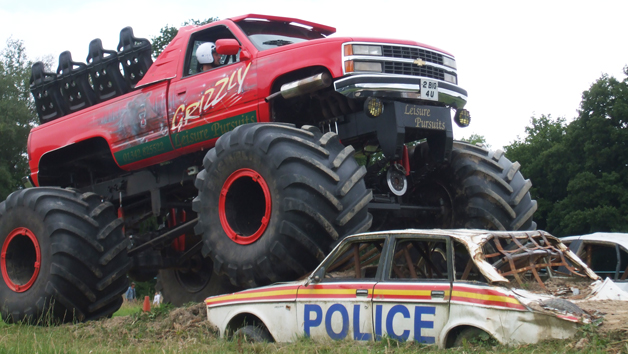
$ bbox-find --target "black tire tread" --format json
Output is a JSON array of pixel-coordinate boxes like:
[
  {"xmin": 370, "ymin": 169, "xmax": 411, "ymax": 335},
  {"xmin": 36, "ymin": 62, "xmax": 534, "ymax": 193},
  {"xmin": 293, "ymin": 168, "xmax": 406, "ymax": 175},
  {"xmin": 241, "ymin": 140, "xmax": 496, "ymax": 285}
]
[
  {"xmin": 194, "ymin": 124, "xmax": 371, "ymax": 288},
  {"xmin": 449, "ymin": 141, "xmax": 537, "ymax": 231},
  {"xmin": 0, "ymin": 187, "xmax": 130, "ymax": 323}
]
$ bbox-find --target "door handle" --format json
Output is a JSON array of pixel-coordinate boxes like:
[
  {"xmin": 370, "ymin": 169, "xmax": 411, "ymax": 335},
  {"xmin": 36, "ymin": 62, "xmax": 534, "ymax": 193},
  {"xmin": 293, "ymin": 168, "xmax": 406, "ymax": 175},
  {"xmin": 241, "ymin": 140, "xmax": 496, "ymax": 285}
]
[
  {"xmin": 177, "ymin": 90, "xmax": 187, "ymax": 95},
  {"xmin": 356, "ymin": 289, "xmax": 369, "ymax": 297},
  {"xmin": 431, "ymin": 290, "xmax": 445, "ymax": 298}
]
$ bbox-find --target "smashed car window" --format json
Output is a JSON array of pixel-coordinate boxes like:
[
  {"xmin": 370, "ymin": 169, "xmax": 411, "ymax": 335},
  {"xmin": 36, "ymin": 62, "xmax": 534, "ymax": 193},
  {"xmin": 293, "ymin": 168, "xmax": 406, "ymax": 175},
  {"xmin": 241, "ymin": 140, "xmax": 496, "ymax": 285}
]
[
  {"xmin": 453, "ymin": 240, "xmax": 487, "ymax": 283},
  {"xmin": 389, "ymin": 239, "xmax": 448, "ymax": 280},
  {"xmin": 324, "ymin": 239, "xmax": 384, "ymax": 280},
  {"xmin": 481, "ymin": 232, "xmax": 591, "ymax": 292}
]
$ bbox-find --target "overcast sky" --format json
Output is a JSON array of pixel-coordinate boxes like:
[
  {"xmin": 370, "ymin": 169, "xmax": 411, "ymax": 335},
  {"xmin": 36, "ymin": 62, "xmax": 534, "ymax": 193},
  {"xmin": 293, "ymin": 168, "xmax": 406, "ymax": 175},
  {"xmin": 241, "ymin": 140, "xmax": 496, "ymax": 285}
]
[{"xmin": 1, "ymin": 0, "xmax": 626, "ymax": 149}]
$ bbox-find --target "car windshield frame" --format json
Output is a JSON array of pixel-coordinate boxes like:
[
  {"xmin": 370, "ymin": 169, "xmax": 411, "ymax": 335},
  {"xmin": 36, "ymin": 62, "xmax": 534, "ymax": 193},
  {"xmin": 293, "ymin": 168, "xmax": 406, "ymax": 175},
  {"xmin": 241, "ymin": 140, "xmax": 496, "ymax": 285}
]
[{"xmin": 234, "ymin": 20, "xmax": 327, "ymax": 51}]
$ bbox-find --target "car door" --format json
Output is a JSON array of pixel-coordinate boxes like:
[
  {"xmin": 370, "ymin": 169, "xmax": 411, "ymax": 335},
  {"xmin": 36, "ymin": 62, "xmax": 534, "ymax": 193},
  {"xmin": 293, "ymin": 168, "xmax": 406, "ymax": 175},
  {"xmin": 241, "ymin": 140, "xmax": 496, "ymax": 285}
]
[
  {"xmin": 168, "ymin": 24, "xmax": 258, "ymax": 153},
  {"xmin": 296, "ymin": 237, "xmax": 388, "ymax": 341},
  {"xmin": 372, "ymin": 234, "xmax": 452, "ymax": 343}
]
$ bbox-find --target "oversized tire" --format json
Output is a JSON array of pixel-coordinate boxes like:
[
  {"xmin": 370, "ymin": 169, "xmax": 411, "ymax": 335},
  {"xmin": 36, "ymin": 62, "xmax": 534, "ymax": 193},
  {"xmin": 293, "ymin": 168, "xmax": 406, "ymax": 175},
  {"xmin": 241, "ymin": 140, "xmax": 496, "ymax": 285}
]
[
  {"xmin": 157, "ymin": 256, "xmax": 240, "ymax": 307},
  {"xmin": 0, "ymin": 188, "xmax": 131, "ymax": 323},
  {"xmin": 410, "ymin": 141, "xmax": 537, "ymax": 231},
  {"xmin": 193, "ymin": 123, "xmax": 372, "ymax": 288}
]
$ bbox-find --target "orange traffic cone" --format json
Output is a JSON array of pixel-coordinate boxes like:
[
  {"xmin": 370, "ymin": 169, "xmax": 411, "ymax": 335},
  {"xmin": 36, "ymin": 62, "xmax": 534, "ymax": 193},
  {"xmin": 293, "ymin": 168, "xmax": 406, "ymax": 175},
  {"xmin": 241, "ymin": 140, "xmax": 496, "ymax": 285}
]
[{"xmin": 143, "ymin": 295, "xmax": 151, "ymax": 312}]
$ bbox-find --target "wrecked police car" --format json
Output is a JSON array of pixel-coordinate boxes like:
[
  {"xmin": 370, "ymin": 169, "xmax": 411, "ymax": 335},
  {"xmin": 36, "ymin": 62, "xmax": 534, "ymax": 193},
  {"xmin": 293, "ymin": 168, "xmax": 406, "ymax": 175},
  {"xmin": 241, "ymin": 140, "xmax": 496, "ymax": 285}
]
[{"xmin": 205, "ymin": 229, "xmax": 628, "ymax": 347}]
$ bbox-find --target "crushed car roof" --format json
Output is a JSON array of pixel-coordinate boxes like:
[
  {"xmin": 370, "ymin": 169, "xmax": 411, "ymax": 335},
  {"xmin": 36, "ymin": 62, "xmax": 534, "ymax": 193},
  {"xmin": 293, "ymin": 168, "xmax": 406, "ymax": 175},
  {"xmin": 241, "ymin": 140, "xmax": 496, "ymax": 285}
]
[{"xmin": 345, "ymin": 229, "xmax": 599, "ymax": 287}]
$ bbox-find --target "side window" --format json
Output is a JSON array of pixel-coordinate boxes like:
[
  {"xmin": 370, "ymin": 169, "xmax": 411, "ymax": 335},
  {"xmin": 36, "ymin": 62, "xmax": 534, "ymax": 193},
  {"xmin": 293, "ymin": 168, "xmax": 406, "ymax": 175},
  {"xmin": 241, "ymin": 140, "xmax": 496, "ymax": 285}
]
[
  {"xmin": 453, "ymin": 240, "xmax": 487, "ymax": 283},
  {"xmin": 620, "ymin": 247, "xmax": 628, "ymax": 280},
  {"xmin": 323, "ymin": 239, "xmax": 385, "ymax": 280},
  {"xmin": 578, "ymin": 243, "xmax": 619, "ymax": 279},
  {"xmin": 185, "ymin": 26, "xmax": 240, "ymax": 77},
  {"xmin": 389, "ymin": 239, "xmax": 448, "ymax": 280}
]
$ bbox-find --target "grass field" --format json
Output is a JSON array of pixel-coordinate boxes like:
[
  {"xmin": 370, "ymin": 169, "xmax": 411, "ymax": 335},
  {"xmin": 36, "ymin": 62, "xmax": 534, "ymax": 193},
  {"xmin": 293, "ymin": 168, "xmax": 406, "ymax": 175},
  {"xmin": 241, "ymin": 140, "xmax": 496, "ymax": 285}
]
[{"xmin": 0, "ymin": 303, "xmax": 625, "ymax": 354}]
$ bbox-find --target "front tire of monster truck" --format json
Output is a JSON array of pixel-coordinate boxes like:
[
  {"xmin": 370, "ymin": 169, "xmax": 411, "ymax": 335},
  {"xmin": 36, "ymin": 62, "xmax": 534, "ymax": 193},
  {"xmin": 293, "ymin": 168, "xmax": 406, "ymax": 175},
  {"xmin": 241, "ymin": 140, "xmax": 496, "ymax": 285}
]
[
  {"xmin": 0, "ymin": 188, "xmax": 131, "ymax": 324},
  {"xmin": 411, "ymin": 141, "xmax": 537, "ymax": 230},
  {"xmin": 193, "ymin": 123, "xmax": 372, "ymax": 288}
]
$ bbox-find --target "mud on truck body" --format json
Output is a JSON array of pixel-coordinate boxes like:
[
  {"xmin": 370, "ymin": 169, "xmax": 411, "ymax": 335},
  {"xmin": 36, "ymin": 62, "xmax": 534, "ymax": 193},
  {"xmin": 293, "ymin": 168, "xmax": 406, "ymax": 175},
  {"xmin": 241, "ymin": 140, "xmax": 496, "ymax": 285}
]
[{"xmin": 0, "ymin": 14, "xmax": 537, "ymax": 322}]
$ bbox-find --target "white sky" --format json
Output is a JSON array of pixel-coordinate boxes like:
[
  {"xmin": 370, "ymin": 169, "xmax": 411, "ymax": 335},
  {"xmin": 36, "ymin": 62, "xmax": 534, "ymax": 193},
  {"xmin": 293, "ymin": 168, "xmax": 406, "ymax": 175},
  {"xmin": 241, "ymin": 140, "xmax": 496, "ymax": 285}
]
[{"xmin": 1, "ymin": 0, "xmax": 626, "ymax": 149}]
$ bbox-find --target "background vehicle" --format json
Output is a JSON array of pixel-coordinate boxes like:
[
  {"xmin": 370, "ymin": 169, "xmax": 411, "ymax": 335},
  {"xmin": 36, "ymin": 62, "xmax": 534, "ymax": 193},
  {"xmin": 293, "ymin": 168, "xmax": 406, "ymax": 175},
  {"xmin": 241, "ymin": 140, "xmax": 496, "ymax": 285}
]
[
  {"xmin": 562, "ymin": 233, "xmax": 628, "ymax": 291},
  {"xmin": 0, "ymin": 14, "xmax": 536, "ymax": 322},
  {"xmin": 206, "ymin": 229, "xmax": 623, "ymax": 347}
]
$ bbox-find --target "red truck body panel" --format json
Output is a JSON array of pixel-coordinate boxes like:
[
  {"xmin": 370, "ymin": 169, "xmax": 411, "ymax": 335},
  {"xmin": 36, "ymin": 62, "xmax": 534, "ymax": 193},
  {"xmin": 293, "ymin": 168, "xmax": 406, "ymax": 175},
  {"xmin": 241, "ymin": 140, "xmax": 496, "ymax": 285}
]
[{"xmin": 27, "ymin": 14, "xmax": 454, "ymax": 187}]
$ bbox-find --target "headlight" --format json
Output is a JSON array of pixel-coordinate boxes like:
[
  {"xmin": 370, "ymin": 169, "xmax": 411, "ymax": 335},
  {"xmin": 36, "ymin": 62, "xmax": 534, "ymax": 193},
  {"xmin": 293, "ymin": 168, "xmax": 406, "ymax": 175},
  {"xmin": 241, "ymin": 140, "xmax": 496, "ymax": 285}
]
[
  {"xmin": 444, "ymin": 73, "xmax": 457, "ymax": 84},
  {"xmin": 442, "ymin": 56, "xmax": 457, "ymax": 69},
  {"xmin": 354, "ymin": 61, "xmax": 382, "ymax": 72},
  {"xmin": 346, "ymin": 44, "xmax": 382, "ymax": 56}
]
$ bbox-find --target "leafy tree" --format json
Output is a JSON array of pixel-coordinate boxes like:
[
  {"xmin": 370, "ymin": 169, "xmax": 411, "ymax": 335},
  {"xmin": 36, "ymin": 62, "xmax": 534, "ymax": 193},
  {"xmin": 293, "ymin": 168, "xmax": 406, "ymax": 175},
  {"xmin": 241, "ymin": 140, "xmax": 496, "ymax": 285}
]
[
  {"xmin": 460, "ymin": 133, "xmax": 491, "ymax": 148},
  {"xmin": 151, "ymin": 18, "xmax": 219, "ymax": 58},
  {"xmin": 505, "ymin": 74, "xmax": 628, "ymax": 236},
  {"xmin": 0, "ymin": 38, "xmax": 37, "ymax": 200}
]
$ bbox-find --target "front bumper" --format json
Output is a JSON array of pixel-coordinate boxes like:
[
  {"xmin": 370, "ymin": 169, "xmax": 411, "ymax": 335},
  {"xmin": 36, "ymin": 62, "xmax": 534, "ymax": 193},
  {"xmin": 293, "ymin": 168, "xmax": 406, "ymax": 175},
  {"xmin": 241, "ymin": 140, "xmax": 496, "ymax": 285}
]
[{"xmin": 334, "ymin": 74, "xmax": 468, "ymax": 109}]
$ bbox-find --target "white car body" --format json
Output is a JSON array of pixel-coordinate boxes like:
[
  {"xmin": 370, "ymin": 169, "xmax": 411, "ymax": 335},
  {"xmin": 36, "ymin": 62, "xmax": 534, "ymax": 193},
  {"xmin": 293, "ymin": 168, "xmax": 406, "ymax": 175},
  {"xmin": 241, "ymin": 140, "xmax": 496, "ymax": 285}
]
[
  {"xmin": 561, "ymin": 233, "xmax": 628, "ymax": 292},
  {"xmin": 206, "ymin": 229, "xmax": 628, "ymax": 347}
]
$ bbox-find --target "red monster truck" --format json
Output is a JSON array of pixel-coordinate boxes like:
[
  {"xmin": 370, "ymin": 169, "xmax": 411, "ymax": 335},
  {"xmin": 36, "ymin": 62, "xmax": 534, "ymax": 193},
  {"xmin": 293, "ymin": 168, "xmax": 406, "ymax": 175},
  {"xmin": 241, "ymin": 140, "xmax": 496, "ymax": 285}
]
[{"xmin": 0, "ymin": 14, "xmax": 537, "ymax": 322}]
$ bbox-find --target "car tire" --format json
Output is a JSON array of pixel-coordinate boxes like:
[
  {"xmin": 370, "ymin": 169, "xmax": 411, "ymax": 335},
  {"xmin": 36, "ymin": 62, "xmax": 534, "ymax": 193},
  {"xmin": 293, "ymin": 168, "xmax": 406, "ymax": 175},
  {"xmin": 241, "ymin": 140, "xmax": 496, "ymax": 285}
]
[
  {"xmin": 233, "ymin": 325, "xmax": 274, "ymax": 343},
  {"xmin": 411, "ymin": 141, "xmax": 537, "ymax": 231},
  {"xmin": 0, "ymin": 188, "xmax": 131, "ymax": 323},
  {"xmin": 193, "ymin": 123, "xmax": 372, "ymax": 288}
]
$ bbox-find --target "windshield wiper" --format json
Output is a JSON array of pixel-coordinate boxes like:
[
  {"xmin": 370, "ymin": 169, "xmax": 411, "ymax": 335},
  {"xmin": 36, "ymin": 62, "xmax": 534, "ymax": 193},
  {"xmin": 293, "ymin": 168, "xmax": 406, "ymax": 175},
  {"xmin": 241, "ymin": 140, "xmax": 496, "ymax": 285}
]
[{"xmin": 262, "ymin": 39, "xmax": 293, "ymax": 46}]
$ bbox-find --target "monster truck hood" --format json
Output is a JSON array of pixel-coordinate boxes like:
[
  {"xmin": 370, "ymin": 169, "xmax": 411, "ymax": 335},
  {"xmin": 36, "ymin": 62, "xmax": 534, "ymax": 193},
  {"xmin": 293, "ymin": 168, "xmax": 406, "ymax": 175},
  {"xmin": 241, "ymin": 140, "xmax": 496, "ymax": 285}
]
[
  {"xmin": 345, "ymin": 37, "xmax": 453, "ymax": 57},
  {"xmin": 254, "ymin": 36, "xmax": 454, "ymax": 58}
]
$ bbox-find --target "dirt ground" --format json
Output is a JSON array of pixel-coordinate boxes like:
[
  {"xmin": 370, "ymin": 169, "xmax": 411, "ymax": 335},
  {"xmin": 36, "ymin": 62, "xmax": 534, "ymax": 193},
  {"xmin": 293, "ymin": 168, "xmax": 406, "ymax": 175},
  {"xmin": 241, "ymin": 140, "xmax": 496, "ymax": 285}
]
[{"xmin": 577, "ymin": 300, "xmax": 628, "ymax": 332}]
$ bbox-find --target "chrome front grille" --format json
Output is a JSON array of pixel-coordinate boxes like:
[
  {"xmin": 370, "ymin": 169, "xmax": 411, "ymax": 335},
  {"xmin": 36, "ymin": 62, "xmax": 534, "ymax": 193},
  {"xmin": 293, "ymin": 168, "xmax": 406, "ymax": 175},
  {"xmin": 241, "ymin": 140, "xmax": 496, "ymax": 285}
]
[
  {"xmin": 383, "ymin": 62, "xmax": 446, "ymax": 81},
  {"xmin": 382, "ymin": 45, "xmax": 443, "ymax": 65}
]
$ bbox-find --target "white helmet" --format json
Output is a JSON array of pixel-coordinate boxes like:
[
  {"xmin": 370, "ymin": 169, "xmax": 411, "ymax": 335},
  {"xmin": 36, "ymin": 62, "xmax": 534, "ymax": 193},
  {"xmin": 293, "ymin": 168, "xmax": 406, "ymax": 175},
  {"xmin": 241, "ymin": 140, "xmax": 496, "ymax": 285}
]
[{"xmin": 196, "ymin": 42, "xmax": 216, "ymax": 64}]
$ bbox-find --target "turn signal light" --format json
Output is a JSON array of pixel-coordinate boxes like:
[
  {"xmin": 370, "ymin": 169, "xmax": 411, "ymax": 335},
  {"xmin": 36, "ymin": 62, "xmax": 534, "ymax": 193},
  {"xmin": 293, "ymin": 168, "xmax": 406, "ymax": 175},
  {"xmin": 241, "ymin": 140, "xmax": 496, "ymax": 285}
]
[{"xmin": 345, "ymin": 60, "xmax": 354, "ymax": 73}]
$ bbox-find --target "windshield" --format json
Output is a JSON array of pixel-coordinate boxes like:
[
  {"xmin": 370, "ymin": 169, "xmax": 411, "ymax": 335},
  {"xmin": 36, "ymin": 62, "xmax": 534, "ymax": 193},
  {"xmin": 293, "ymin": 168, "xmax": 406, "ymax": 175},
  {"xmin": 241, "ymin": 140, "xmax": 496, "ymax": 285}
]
[{"xmin": 236, "ymin": 20, "xmax": 326, "ymax": 51}]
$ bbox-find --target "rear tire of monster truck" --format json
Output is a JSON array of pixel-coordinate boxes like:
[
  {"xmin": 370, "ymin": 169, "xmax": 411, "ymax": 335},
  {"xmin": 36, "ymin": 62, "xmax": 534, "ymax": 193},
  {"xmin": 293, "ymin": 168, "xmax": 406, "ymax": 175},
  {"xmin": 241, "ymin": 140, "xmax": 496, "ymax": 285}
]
[
  {"xmin": 0, "ymin": 188, "xmax": 131, "ymax": 323},
  {"xmin": 193, "ymin": 123, "xmax": 372, "ymax": 288},
  {"xmin": 411, "ymin": 141, "xmax": 537, "ymax": 231},
  {"xmin": 157, "ymin": 257, "xmax": 240, "ymax": 307}
]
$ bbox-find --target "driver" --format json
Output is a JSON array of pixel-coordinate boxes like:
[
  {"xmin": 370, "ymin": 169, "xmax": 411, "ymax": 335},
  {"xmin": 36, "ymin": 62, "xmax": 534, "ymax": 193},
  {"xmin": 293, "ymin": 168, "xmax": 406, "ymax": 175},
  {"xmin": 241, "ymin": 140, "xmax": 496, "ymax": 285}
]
[{"xmin": 196, "ymin": 42, "xmax": 222, "ymax": 72}]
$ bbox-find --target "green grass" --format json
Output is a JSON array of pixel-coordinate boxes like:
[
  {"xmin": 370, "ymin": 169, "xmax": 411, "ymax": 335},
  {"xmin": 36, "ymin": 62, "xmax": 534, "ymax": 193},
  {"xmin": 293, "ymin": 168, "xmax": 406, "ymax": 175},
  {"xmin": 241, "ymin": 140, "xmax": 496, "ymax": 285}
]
[
  {"xmin": 112, "ymin": 301, "xmax": 143, "ymax": 317},
  {"xmin": 0, "ymin": 306, "xmax": 625, "ymax": 354}
]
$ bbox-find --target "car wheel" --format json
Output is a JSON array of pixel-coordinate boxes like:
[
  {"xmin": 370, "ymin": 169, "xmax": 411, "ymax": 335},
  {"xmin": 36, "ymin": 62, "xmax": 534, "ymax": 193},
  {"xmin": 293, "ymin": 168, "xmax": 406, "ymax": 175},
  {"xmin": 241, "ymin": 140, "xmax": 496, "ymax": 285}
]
[
  {"xmin": 452, "ymin": 327, "xmax": 491, "ymax": 347},
  {"xmin": 233, "ymin": 325, "xmax": 273, "ymax": 343}
]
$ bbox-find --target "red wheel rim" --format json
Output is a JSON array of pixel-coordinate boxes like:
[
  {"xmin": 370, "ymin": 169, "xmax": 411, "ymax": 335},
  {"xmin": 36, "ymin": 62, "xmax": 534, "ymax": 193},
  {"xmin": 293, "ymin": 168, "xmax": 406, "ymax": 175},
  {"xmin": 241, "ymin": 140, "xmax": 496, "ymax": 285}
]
[
  {"xmin": 1, "ymin": 227, "xmax": 41, "ymax": 293},
  {"xmin": 219, "ymin": 168, "xmax": 272, "ymax": 245}
]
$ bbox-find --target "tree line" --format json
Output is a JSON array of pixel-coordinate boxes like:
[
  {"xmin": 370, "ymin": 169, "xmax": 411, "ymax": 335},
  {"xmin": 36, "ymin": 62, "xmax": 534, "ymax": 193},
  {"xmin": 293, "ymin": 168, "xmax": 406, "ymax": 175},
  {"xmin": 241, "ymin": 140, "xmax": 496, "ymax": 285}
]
[
  {"xmin": 1, "ymin": 30, "xmax": 627, "ymax": 236},
  {"xmin": 504, "ymin": 73, "xmax": 628, "ymax": 236}
]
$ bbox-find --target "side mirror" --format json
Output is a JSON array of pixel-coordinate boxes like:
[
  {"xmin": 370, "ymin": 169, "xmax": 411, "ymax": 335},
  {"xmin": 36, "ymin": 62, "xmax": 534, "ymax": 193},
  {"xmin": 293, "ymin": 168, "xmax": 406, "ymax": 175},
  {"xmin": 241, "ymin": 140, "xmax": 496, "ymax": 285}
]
[{"xmin": 215, "ymin": 39, "xmax": 241, "ymax": 56}]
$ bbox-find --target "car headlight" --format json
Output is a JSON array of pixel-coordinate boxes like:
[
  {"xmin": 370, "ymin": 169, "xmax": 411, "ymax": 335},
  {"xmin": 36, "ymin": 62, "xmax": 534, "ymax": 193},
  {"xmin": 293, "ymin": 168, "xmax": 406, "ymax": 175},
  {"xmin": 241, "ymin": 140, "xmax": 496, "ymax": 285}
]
[
  {"xmin": 354, "ymin": 61, "xmax": 382, "ymax": 73},
  {"xmin": 444, "ymin": 73, "xmax": 457, "ymax": 84},
  {"xmin": 442, "ymin": 56, "xmax": 457, "ymax": 69},
  {"xmin": 345, "ymin": 44, "xmax": 382, "ymax": 56}
]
